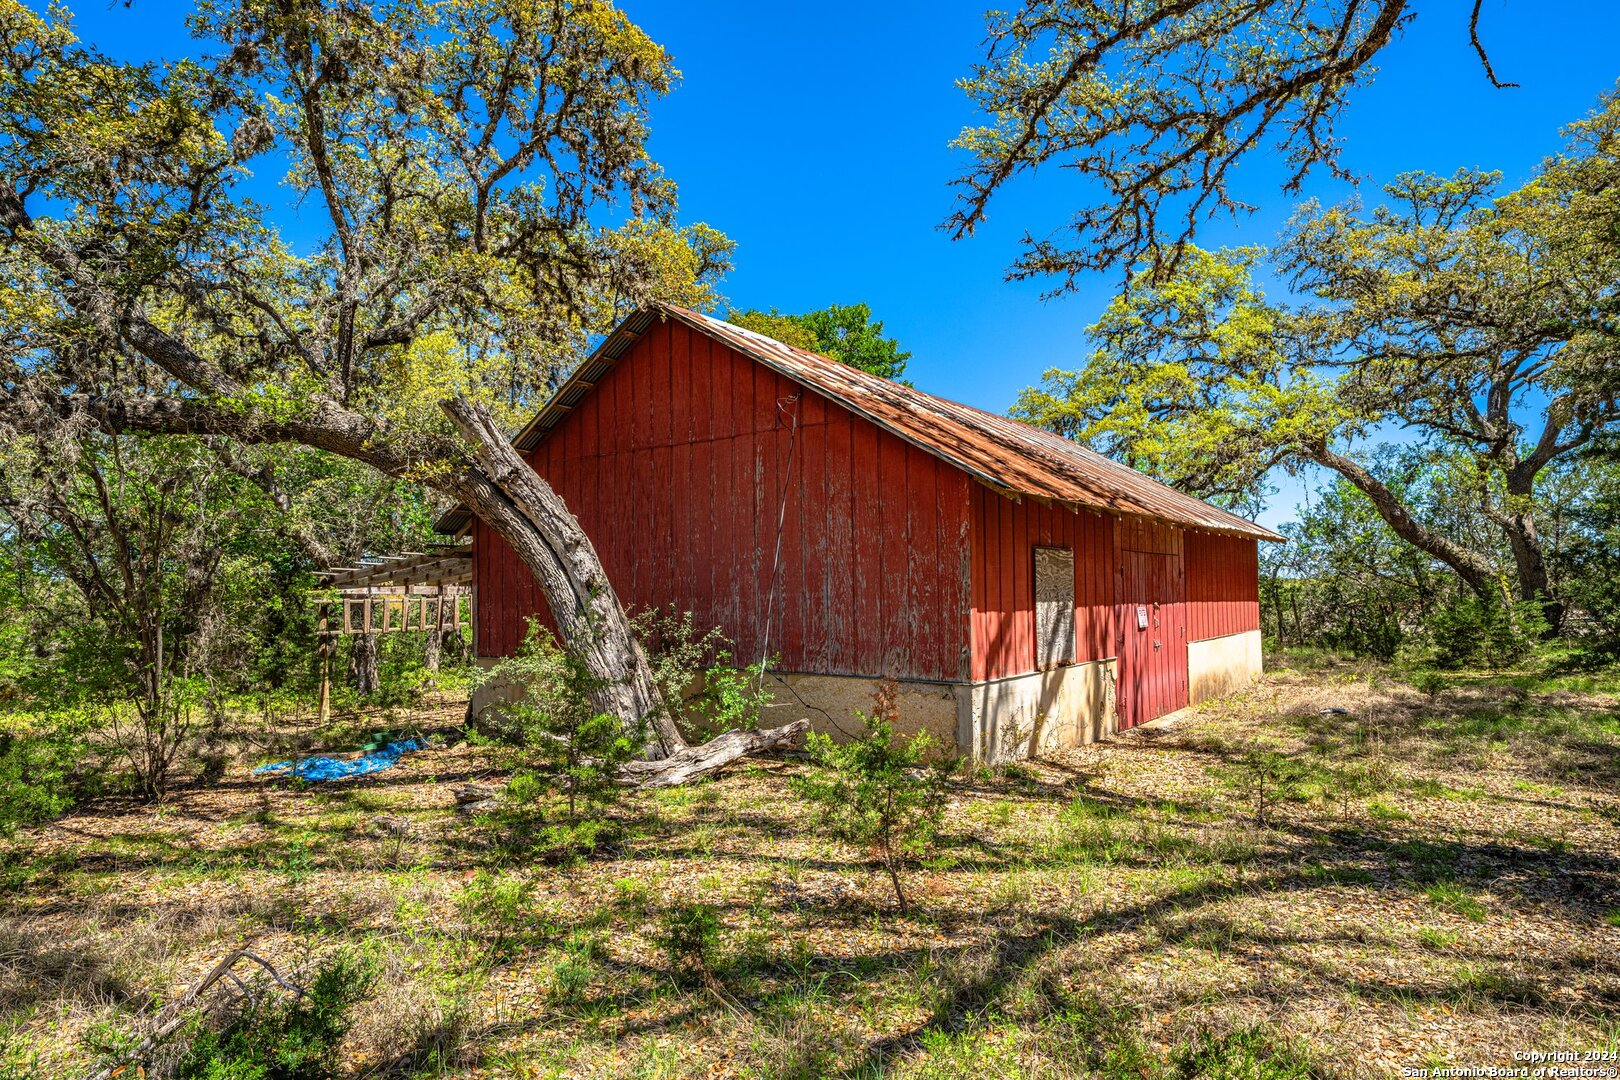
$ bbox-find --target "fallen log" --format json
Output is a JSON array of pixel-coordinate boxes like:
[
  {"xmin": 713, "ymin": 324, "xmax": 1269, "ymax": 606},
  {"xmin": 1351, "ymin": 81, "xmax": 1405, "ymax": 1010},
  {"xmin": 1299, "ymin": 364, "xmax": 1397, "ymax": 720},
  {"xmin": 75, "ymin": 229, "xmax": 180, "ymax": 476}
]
[{"xmin": 618, "ymin": 719, "xmax": 810, "ymax": 788}]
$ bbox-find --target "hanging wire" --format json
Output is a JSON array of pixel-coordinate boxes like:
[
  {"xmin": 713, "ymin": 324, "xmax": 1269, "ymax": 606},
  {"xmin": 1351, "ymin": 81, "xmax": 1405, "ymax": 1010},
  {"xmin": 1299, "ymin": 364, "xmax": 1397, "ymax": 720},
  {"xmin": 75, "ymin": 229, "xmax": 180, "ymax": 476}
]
[{"xmin": 757, "ymin": 392, "xmax": 801, "ymax": 678}]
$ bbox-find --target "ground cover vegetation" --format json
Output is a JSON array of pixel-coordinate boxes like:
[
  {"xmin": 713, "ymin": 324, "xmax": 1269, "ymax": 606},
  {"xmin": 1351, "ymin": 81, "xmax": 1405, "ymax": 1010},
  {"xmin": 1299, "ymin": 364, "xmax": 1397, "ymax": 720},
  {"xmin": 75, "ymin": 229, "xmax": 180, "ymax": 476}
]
[{"xmin": 0, "ymin": 658, "xmax": 1615, "ymax": 1076}]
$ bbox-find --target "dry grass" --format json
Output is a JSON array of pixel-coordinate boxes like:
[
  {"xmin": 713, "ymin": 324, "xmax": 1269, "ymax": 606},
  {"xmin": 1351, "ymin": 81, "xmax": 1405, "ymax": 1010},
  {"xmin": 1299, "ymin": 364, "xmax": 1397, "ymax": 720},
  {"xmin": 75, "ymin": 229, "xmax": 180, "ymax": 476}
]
[{"xmin": 2, "ymin": 662, "xmax": 1618, "ymax": 1078}]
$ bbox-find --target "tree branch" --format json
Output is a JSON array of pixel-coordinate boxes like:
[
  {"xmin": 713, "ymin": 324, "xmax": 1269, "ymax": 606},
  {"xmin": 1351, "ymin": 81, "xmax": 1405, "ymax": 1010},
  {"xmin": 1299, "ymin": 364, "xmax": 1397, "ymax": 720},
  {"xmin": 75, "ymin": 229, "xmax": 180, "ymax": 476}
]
[{"xmin": 1468, "ymin": 0, "xmax": 1519, "ymax": 89}]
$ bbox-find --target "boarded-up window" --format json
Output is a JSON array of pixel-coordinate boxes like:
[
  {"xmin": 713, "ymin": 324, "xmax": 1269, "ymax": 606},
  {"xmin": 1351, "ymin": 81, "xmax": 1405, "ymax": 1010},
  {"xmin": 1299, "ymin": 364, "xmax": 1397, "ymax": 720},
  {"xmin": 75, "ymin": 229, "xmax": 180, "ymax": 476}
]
[{"xmin": 1034, "ymin": 546, "xmax": 1075, "ymax": 669}]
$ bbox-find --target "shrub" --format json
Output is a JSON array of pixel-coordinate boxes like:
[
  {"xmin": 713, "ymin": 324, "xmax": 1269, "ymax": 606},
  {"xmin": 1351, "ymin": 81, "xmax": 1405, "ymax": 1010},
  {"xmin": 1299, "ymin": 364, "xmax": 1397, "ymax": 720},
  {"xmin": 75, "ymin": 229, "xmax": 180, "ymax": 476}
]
[
  {"xmin": 794, "ymin": 679, "xmax": 952, "ymax": 914},
  {"xmin": 0, "ymin": 733, "xmax": 73, "ymax": 836},
  {"xmin": 1426, "ymin": 591, "xmax": 1548, "ymax": 670},
  {"xmin": 478, "ymin": 620, "xmax": 645, "ymax": 825},
  {"xmin": 1409, "ymin": 669, "xmax": 1448, "ymax": 699},
  {"xmin": 657, "ymin": 902, "xmax": 723, "ymax": 988},
  {"xmin": 103, "ymin": 675, "xmax": 223, "ymax": 803},
  {"xmin": 177, "ymin": 951, "xmax": 375, "ymax": 1080},
  {"xmin": 0, "ymin": 712, "xmax": 98, "ymax": 835},
  {"xmin": 632, "ymin": 607, "xmax": 775, "ymax": 740},
  {"xmin": 1221, "ymin": 749, "xmax": 1312, "ymax": 828},
  {"xmin": 457, "ymin": 870, "xmax": 550, "ymax": 965}
]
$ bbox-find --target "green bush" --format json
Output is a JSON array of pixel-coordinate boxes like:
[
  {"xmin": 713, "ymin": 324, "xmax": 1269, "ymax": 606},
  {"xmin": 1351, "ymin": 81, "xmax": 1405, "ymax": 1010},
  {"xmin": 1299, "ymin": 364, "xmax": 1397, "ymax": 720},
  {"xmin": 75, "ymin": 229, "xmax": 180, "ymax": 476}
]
[
  {"xmin": 657, "ymin": 902, "xmax": 723, "ymax": 988},
  {"xmin": 478, "ymin": 620, "xmax": 645, "ymax": 826},
  {"xmin": 1409, "ymin": 670, "xmax": 1449, "ymax": 699},
  {"xmin": 457, "ymin": 870, "xmax": 552, "ymax": 965},
  {"xmin": 0, "ymin": 735, "xmax": 72, "ymax": 836},
  {"xmin": 794, "ymin": 679, "xmax": 952, "ymax": 914},
  {"xmin": 177, "ymin": 951, "xmax": 375, "ymax": 1080},
  {"xmin": 0, "ymin": 713, "xmax": 98, "ymax": 836},
  {"xmin": 1219, "ymin": 749, "xmax": 1315, "ymax": 828},
  {"xmin": 632, "ymin": 607, "xmax": 775, "ymax": 740},
  {"xmin": 1427, "ymin": 591, "xmax": 1548, "ymax": 670}
]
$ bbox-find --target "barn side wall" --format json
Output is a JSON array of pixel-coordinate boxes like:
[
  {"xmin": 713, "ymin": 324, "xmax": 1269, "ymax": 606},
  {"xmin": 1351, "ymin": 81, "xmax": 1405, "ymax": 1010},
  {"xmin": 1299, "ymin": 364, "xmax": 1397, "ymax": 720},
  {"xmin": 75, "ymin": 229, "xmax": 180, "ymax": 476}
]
[
  {"xmin": 968, "ymin": 485, "xmax": 1118, "ymax": 682},
  {"xmin": 472, "ymin": 319, "xmax": 973, "ymax": 682},
  {"xmin": 1184, "ymin": 532, "xmax": 1263, "ymax": 702},
  {"xmin": 965, "ymin": 490, "xmax": 1267, "ymax": 750}
]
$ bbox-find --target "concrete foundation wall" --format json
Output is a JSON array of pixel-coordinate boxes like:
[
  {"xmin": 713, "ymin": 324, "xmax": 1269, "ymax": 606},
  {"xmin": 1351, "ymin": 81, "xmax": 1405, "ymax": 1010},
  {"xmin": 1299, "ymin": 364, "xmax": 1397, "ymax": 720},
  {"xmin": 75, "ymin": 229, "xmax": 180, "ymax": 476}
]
[
  {"xmin": 760, "ymin": 673, "xmax": 960, "ymax": 748},
  {"xmin": 467, "ymin": 657, "xmax": 518, "ymax": 725},
  {"xmin": 466, "ymin": 658, "xmax": 1119, "ymax": 765},
  {"xmin": 759, "ymin": 665, "xmax": 1121, "ymax": 764},
  {"xmin": 471, "ymin": 639, "xmax": 1259, "ymax": 763},
  {"xmin": 959, "ymin": 660, "xmax": 1117, "ymax": 765},
  {"xmin": 467, "ymin": 662, "xmax": 962, "ymax": 750},
  {"xmin": 1187, "ymin": 629, "xmax": 1263, "ymax": 705}
]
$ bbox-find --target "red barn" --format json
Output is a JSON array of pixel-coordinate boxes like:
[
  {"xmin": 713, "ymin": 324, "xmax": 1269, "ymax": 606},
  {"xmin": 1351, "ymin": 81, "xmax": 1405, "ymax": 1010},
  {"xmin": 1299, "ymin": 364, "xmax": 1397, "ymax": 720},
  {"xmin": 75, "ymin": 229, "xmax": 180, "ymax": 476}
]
[{"xmin": 438, "ymin": 305, "xmax": 1282, "ymax": 762}]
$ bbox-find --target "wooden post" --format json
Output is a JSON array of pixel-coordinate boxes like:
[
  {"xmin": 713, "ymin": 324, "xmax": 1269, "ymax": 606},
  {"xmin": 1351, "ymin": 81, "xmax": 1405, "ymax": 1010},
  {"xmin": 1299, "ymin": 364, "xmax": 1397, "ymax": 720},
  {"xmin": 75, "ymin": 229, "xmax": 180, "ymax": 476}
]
[{"xmin": 316, "ymin": 602, "xmax": 332, "ymax": 723}]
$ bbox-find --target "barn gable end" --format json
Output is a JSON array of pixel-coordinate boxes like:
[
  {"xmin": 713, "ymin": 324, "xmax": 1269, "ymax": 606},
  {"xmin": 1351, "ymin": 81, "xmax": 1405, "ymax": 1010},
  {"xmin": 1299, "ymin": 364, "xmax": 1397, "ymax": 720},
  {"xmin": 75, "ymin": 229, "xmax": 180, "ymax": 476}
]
[{"xmin": 472, "ymin": 318, "xmax": 974, "ymax": 683}]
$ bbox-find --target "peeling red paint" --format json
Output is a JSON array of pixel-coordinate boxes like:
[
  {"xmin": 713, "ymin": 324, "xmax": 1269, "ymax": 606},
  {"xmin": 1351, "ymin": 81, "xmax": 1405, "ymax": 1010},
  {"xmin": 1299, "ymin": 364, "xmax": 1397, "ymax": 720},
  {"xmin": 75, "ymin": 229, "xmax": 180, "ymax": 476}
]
[
  {"xmin": 474, "ymin": 321, "xmax": 971, "ymax": 680},
  {"xmin": 468, "ymin": 310, "xmax": 1266, "ymax": 735}
]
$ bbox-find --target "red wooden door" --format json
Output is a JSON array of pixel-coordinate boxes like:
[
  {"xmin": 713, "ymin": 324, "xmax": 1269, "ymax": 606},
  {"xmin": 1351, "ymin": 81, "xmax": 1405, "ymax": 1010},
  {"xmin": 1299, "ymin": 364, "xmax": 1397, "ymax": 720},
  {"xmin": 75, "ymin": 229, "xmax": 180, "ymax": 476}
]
[{"xmin": 1117, "ymin": 549, "xmax": 1188, "ymax": 729}]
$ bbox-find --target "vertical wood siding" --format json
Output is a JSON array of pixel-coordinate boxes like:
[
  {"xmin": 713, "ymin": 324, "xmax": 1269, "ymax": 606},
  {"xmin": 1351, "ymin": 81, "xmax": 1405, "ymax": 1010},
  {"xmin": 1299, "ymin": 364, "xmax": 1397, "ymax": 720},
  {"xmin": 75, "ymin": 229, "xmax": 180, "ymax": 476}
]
[
  {"xmin": 967, "ymin": 500, "xmax": 1205, "ymax": 725},
  {"xmin": 1114, "ymin": 531, "xmax": 1188, "ymax": 729},
  {"xmin": 968, "ymin": 486, "xmax": 1118, "ymax": 681},
  {"xmin": 473, "ymin": 321, "xmax": 973, "ymax": 681},
  {"xmin": 1184, "ymin": 531, "xmax": 1262, "ymax": 642}
]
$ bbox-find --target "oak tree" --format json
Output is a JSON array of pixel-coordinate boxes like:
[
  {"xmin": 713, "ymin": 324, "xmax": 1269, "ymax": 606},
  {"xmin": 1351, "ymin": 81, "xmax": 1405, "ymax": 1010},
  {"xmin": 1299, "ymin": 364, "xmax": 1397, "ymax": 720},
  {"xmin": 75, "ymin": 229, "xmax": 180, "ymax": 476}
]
[
  {"xmin": 1015, "ymin": 99, "xmax": 1620, "ymax": 630},
  {"xmin": 728, "ymin": 303, "xmax": 911, "ymax": 381},
  {"xmin": 947, "ymin": 0, "xmax": 1522, "ymax": 283},
  {"xmin": 0, "ymin": 1, "xmax": 798, "ymax": 770}
]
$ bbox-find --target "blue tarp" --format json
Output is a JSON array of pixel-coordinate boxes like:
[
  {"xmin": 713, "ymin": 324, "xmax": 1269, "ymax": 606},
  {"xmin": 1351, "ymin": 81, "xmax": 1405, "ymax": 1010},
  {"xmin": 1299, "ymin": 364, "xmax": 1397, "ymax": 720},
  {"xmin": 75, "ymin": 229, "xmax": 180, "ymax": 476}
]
[{"xmin": 254, "ymin": 739, "xmax": 425, "ymax": 782}]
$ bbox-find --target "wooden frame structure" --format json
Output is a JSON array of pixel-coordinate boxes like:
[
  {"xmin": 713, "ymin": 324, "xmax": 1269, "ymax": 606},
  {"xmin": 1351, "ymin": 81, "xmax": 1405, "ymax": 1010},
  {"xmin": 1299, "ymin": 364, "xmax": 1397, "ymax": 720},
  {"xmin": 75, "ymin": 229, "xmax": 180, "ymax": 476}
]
[{"xmin": 310, "ymin": 546, "xmax": 473, "ymax": 720}]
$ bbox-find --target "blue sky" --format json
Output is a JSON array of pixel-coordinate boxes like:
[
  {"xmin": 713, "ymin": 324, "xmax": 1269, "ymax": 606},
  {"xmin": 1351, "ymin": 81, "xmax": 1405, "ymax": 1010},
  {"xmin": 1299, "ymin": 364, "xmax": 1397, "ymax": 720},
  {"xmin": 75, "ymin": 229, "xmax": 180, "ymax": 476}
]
[{"xmin": 58, "ymin": 1, "xmax": 1620, "ymax": 528}]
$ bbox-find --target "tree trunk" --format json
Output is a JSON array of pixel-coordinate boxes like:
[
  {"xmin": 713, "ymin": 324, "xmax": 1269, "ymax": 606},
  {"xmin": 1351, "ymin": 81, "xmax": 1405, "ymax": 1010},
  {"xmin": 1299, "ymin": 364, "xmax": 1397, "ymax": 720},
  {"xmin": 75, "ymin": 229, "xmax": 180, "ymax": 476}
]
[
  {"xmin": 440, "ymin": 397, "xmax": 812, "ymax": 779},
  {"xmin": 423, "ymin": 627, "xmax": 442, "ymax": 673},
  {"xmin": 1499, "ymin": 470, "xmax": 1564, "ymax": 634},
  {"xmin": 441, "ymin": 625, "xmax": 466, "ymax": 664},
  {"xmin": 1312, "ymin": 445, "xmax": 1500, "ymax": 600},
  {"xmin": 618, "ymin": 719, "xmax": 810, "ymax": 787},
  {"xmin": 350, "ymin": 632, "xmax": 379, "ymax": 696},
  {"xmin": 441, "ymin": 396, "xmax": 685, "ymax": 757}
]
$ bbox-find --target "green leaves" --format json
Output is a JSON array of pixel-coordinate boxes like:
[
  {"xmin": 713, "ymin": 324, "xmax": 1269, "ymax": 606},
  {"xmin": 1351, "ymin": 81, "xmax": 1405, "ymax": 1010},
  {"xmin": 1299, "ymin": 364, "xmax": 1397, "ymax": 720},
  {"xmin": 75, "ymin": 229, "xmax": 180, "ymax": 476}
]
[
  {"xmin": 2, "ymin": 0, "xmax": 730, "ymax": 481},
  {"xmin": 1014, "ymin": 246, "xmax": 1320, "ymax": 504},
  {"xmin": 728, "ymin": 303, "xmax": 911, "ymax": 381},
  {"xmin": 481, "ymin": 618, "xmax": 646, "ymax": 826}
]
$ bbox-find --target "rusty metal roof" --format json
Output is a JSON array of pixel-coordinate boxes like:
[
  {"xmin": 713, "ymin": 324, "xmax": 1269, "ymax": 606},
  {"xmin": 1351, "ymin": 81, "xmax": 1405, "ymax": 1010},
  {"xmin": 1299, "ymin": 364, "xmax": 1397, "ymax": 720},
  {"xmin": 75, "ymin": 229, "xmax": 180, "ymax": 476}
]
[{"xmin": 435, "ymin": 304, "xmax": 1282, "ymax": 542}]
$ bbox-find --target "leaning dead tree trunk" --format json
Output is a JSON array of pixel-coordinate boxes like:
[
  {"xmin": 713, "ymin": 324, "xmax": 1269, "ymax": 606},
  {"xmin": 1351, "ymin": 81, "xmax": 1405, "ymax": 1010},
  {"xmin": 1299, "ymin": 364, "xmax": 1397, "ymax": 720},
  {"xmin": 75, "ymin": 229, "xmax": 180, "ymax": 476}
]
[
  {"xmin": 442, "ymin": 395, "xmax": 681, "ymax": 757},
  {"xmin": 441, "ymin": 396, "xmax": 809, "ymax": 779}
]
